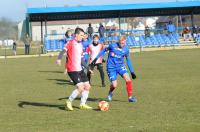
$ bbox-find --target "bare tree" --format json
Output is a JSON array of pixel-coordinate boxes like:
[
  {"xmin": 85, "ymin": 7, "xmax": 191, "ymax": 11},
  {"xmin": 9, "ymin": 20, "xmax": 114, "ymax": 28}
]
[
  {"xmin": 127, "ymin": 17, "xmax": 146, "ymax": 30},
  {"xmin": 0, "ymin": 17, "xmax": 17, "ymax": 40}
]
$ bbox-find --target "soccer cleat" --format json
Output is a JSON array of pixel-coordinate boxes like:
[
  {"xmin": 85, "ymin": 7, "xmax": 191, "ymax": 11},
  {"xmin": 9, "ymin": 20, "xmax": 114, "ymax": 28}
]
[
  {"xmin": 128, "ymin": 96, "xmax": 137, "ymax": 103},
  {"xmin": 102, "ymin": 83, "xmax": 106, "ymax": 87},
  {"xmin": 107, "ymin": 92, "xmax": 113, "ymax": 102},
  {"xmin": 79, "ymin": 104, "xmax": 93, "ymax": 110},
  {"xmin": 65, "ymin": 100, "xmax": 73, "ymax": 111}
]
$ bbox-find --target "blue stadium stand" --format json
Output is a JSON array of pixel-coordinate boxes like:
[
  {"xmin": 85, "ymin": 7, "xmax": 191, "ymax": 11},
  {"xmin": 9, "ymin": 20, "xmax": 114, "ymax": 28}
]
[
  {"xmin": 168, "ymin": 33, "xmax": 179, "ymax": 45},
  {"xmin": 139, "ymin": 36, "xmax": 146, "ymax": 47},
  {"xmin": 127, "ymin": 36, "xmax": 140, "ymax": 47},
  {"xmin": 150, "ymin": 35, "xmax": 159, "ymax": 47},
  {"xmin": 45, "ymin": 38, "xmax": 65, "ymax": 52},
  {"xmin": 155, "ymin": 34, "xmax": 165, "ymax": 46},
  {"xmin": 44, "ymin": 31, "xmax": 181, "ymax": 52},
  {"xmin": 161, "ymin": 34, "xmax": 172, "ymax": 46}
]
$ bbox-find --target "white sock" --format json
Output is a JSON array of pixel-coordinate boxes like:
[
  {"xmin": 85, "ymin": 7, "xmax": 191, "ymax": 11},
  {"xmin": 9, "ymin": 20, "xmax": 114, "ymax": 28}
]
[
  {"xmin": 68, "ymin": 89, "xmax": 79, "ymax": 102},
  {"xmin": 80, "ymin": 90, "xmax": 89, "ymax": 105}
]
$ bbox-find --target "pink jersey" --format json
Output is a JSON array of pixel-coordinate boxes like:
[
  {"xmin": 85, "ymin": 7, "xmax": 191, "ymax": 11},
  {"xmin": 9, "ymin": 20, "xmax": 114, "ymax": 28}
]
[
  {"xmin": 87, "ymin": 43, "xmax": 105, "ymax": 64},
  {"xmin": 64, "ymin": 40, "xmax": 83, "ymax": 72}
]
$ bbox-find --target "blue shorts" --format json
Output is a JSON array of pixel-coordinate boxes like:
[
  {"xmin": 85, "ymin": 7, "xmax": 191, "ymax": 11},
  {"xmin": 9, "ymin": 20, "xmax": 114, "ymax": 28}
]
[{"xmin": 107, "ymin": 65, "xmax": 128, "ymax": 81}]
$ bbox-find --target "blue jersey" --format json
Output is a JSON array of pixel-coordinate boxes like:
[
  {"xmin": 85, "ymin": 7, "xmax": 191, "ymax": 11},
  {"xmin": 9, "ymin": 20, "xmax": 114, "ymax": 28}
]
[
  {"xmin": 82, "ymin": 39, "xmax": 91, "ymax": 53},
  {"xmin": 96, "ymin": 42, "xmax": 134, "ymax": 73},
  {"xmin": 106, "ymin": 43, "xmax": 129, "ymax": 68},
  {"xmin": 82, "ymin": 39, "xmax": 91, "ymax": 63}
]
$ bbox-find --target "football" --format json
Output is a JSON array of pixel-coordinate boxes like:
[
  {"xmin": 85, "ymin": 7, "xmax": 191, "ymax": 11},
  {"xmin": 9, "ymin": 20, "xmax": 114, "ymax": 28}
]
[{"xmin": 98, "ymin": 101, "xmax": 109, "ymax": 111}]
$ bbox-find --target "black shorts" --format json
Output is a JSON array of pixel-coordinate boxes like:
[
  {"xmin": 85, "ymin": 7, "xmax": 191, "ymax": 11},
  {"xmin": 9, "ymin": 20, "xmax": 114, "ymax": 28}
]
[{"xmin": 68, "ymin": 70, "xmax": 89, "ymax": 85}]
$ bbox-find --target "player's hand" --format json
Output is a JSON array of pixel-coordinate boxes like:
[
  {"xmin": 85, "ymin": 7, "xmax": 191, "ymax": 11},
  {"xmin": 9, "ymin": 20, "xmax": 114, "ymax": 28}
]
[
  {"xmin": 131, "ymin": 72, "xmax": 137, "ymax": 80},
  {"xmin": 64, "ymin": 69, "xmax": 68, "ymax": 75},
  {"xmin": 89, "ymin": 69, "xmax": 94, "ymax": 75},
  {"xmin": 56, "ymin": 60, "xmax": 61, "ymax": 66},
  {"xmin": 91, "ymin": 58, "xmax": 97, "ymax": 66},
  {"xmin": 102, "ymin": 59, "xmax": 106, "ymax": 63}
]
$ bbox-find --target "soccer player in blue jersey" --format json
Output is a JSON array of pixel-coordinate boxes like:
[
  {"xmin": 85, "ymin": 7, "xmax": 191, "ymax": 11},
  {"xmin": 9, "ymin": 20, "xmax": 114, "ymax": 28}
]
[
  {"xmin": 82, "ymin": 33, "xmax": 91, "ymax": 64},
  {"xmin": 64, "ymin": 29, "xmax": 73, "ymax": 43},
  {"xmin": 91, "ymin": 36, "xmax": 137, "ymax": 102}
]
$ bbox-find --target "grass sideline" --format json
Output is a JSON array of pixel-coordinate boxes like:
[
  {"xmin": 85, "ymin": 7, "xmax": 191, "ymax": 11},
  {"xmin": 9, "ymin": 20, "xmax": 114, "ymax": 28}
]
[
  {"xmin": 0, "ymin": 47, "xmax": 40, "ymax": 56},
  {"xmin": 0, "ymin": 49, "xmax": 200, "ymax": 132}
]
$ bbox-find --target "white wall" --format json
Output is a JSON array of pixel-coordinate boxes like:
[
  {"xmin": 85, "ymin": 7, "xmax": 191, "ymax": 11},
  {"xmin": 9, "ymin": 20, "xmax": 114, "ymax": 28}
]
[{"xmin": 31, "ymin": 24, "xmax": 99, "ymax": 41}]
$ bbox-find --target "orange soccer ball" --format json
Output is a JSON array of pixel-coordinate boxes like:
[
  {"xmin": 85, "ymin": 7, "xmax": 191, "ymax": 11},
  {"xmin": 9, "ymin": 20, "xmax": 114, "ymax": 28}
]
[{"xmin": 98, "ymin": 101, "xmax": 109, "ymax": 111}]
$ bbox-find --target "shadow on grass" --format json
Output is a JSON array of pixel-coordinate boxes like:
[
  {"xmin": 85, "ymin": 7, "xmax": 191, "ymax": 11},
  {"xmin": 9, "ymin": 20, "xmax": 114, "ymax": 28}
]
[
  {"xmin": 18, "ymin": 101, "xmax": 100, "ymax": 111},
  {"xmin": 18, "ymin": 101, "xmax": 81, "ymax": 111},
  {"xmin": 48, "ymin": 78, "xmax": 74, "ymax": 86},
  {"xmin": 38, "ymin": 70, "xmax": 64, "ymax": 74},
  {"xmin": 58, "ymin": 97, "xmax": 123, "ymax": 102}
]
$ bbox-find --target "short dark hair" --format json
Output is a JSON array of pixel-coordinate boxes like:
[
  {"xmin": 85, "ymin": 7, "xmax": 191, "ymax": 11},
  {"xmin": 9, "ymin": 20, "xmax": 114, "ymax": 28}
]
[
  {"xmin": 75, "ymin": 27, "xmax": 84, "ymax": 34},
  {"xmin": 93, "ymin": 34, "xmax": 99, "ymax": 39}
]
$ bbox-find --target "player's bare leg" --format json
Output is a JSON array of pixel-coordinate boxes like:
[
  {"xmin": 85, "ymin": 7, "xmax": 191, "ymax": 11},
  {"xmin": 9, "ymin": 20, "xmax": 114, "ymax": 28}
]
[{"xmin": 107, "ymin": 80, "xmax": 117, "ymax": 101}]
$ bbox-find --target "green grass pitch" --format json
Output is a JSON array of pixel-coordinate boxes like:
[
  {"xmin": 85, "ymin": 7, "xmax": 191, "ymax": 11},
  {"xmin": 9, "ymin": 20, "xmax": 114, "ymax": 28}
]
[{"xmin": 0, "ymin": 49, "xmax": 200, "ymax": 132}]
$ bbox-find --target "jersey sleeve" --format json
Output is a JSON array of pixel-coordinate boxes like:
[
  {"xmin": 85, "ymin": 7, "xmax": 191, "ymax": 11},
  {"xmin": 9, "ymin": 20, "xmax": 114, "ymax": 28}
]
[
  {"xmin": 102, "ymin": 44, "xmax": 107, "ymax": 59},
  {"xmin": 95, "ymin": 45, "xmax": 108, "ymax": 59},
  {"xmin": 125, "ymin": 49, "xmax": 134, "ymax": 73}
]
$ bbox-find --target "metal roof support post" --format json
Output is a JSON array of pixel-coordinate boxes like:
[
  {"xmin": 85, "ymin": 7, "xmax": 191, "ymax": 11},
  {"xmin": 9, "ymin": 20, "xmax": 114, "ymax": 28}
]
[
  {"xmin": 191, "ymin": 12, "xmax": 194, "ymax": 28},
  {"xmin": 45, "ymin": 20, "xmax": 47, "ymax": 37},
  {"xmin": 118, "ymin": 16, "xmax": 121, "ymax": 36},
  {"xmin": 25, "ymin": 16, "xmax": 30, "ymax": 37},
  {"xmin": 41, "ymin": 21, "xmax": 44, "ymax": 54},
  {"xmin": 44, "ymin": 20, "xmax": 48, "ymax": 54}
]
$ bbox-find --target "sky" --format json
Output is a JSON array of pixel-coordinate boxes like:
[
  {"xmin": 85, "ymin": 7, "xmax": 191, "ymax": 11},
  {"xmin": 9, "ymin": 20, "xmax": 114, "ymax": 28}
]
[{"xmin": 0, "ymin": 0, "xmax": 189, "ymax": 22}]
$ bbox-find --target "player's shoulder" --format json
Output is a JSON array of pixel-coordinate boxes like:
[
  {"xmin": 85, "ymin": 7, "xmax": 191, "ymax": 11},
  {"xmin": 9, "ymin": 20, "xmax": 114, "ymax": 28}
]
[
  {"xmin": 123, "ymin": 44, "xmax": 130, "ymax": 53},
  {"xmin": 68, "ymin": 39, "xmax": 74, "ymax": 45},
  {"xmin": 88, "ymin": 43, "xmax": 93, "ymax": 48},
  {"xmin": 109, "ymin": 43, "xmax": 117, "ymax": 48},
  {"xmin": 124, "ymin": 44, "xmax": 129, "ymax": 49}
]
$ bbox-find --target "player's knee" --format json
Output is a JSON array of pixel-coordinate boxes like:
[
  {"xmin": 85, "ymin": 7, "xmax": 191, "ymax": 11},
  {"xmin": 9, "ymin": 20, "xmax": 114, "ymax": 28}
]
[
  {"xmin": 84, "ymin": 82, "xmax": 91, "ymax": 91},
  {"xmin": 124, "ymin": 74, "xmax": 131, "ymax": 82},
  {"xmin": 77, "ymin": 84, "xmax": 85, "ymax": 92},
  {"xmin": 125, "ymin": 78, "xmax": 131, "ymax": 82},
  {"xmin": 112, "ymin": 82, "xmax": 117, "ymax": 88}
]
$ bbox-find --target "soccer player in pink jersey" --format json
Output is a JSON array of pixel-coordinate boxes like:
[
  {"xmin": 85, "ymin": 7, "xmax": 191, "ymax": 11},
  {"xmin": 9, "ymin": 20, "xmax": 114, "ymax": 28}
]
[
  {"xmin": 87, "ymin": 35, "xmax": 106, "ymax": 87},
  {"xmin": 56, "ymin": 28, "xmax": 93, "ymax": 111}
]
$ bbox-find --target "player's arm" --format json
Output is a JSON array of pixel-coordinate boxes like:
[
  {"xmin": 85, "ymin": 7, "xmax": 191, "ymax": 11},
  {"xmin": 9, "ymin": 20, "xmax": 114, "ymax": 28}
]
[
  {"xmin": 81, "ymin": 57, "xmax": 89, "ymax": 70},
  {"xmin": 91, "ymin": 46, "xmax": 109, "ymax": 65},
  {"xmin": 81, "ymin": 57, "xmax": 93, "ymax": 74},
  {"xmin": 125, "ymin": 53, "xmax": 136, "ymax": 79},
  {"xmin": 102, "ymin": 44, "xmax": 107, "ymax": 63},
  {"xmin": 56, "ymin": 49, "xmax": 67, "ymax": 66}
]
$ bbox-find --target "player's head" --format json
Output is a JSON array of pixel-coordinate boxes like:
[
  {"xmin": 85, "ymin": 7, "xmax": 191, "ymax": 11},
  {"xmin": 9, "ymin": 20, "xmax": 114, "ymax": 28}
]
[
  {"xmin": 83, "ymin": 32, "xmax": 88, "ymax": 40},
  {"xmin": 74, "ymin": 28, "xmax": 85, "ymax": 42},
  {"xmin": 118, "ymin": 35, "xmax": 126, "ymax": 48},
  {"xmin": 65, "ymin": 30, "xmax": 72, "ymax": 38},
  {"xmin": 92, "ymin": 34, "xmax": 99, "ymax": 46}
]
